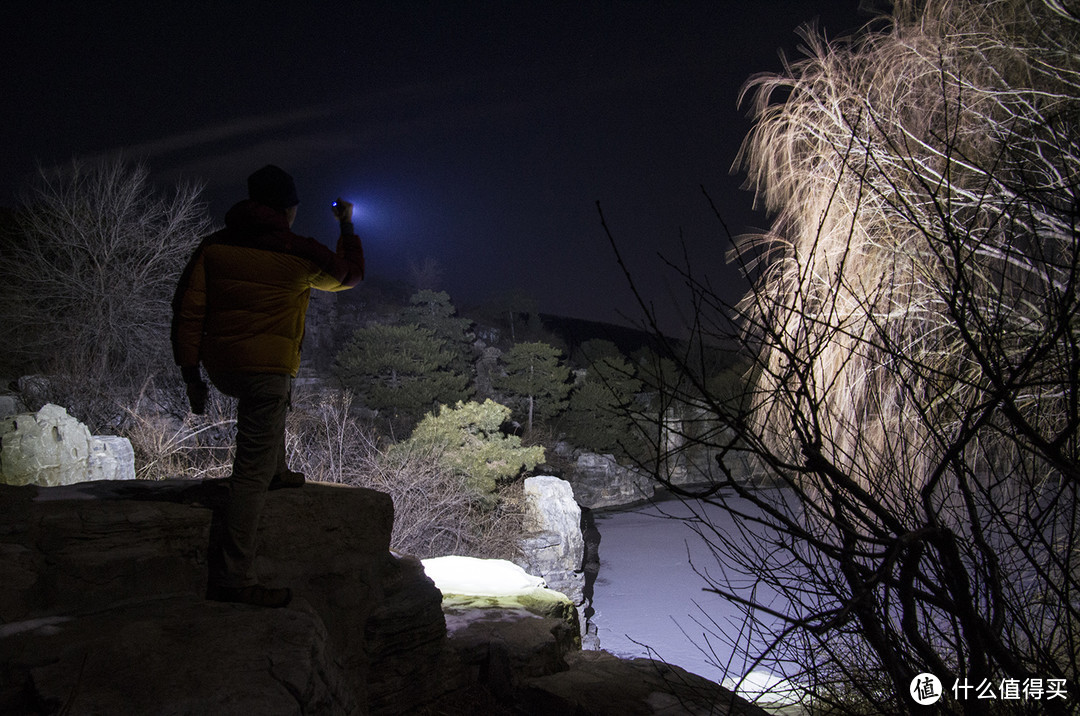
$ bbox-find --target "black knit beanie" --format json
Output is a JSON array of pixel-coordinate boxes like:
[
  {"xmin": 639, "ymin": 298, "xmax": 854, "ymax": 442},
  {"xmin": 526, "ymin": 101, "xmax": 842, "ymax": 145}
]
[{"xmin": 247, "ymin": 165, "xmax": 299, "ymax": 209}]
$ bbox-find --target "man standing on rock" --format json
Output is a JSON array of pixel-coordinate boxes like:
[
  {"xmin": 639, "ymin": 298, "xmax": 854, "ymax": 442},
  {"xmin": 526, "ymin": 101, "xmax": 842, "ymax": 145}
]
[{"xmin": 171, "ymin": 165, "xmax": 364, "ymax": 608}]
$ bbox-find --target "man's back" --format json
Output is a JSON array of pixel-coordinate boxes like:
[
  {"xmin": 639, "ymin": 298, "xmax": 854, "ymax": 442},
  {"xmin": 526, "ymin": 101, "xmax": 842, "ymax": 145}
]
[{"xmin": 172, "ymin": 198, "xmax": 363, "ymax": 377}]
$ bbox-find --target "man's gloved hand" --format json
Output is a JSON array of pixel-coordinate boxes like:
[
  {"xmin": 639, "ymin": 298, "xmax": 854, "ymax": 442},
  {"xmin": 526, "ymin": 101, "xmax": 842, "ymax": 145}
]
[
  {"xmin": 331, "ymin": 196, "xmax": 354, "ymax": 223},
  {"xmin": 186, "ymin": 380, "xmax": 208, "ymax": 415},
  {"xmin": 181, "ymin": 366, "xmax": 207, "ymax": 415}
]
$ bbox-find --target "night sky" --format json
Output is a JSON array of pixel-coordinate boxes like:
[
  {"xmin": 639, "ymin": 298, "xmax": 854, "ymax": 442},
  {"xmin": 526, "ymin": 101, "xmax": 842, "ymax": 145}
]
[{"xmin": 3, "ymin": 2, "xmax": 874, "ymax": 333}]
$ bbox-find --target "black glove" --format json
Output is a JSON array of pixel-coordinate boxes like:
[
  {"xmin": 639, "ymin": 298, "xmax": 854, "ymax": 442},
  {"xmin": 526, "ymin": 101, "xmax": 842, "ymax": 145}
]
[
  {"xmin": 180, "ymin": 366, "xmax": 207, "ymax": 415},
  {"xmin": 186, "ymin": 380, "xmax": 208, "ymax": 415}
]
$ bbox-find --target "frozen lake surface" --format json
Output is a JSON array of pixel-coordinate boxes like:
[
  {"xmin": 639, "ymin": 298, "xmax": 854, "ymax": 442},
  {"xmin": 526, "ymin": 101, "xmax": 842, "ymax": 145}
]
[{"xmin": 590, "ymin": 492, "xmax": 796, "ymax": 696}]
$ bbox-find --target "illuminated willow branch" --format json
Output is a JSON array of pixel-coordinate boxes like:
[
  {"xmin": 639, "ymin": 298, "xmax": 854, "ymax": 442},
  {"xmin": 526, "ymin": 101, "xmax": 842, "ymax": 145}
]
[
  {"xmin": 613, "ymin": 1, "xmax": 1080, "ymax": 713},
  {"xmin": 735, "ymin": 0, "xmax": 1080, "ymax": 497}
]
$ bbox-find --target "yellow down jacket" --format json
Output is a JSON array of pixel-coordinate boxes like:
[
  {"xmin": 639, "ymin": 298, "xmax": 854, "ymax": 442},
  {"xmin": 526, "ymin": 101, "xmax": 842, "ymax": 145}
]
[{"xmin": 171, "ymin": 200, "xmax": 364, "ymax": 377}]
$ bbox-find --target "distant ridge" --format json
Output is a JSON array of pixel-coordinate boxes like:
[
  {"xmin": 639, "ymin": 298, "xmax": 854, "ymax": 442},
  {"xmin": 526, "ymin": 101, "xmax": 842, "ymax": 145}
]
[
  {"xmin": 539, "ymin": 313, "xmax": 744, "ymax": 368},
  {"xmin": 538, "ymin": 313, "xmax": 672, "ymax": 357}
]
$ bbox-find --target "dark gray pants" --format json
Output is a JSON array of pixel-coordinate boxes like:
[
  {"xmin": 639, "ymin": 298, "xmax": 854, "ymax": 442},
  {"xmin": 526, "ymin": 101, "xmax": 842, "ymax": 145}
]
[{"xmin": 208, "ymin": 371, "xmax": 291, "ymax": 588}]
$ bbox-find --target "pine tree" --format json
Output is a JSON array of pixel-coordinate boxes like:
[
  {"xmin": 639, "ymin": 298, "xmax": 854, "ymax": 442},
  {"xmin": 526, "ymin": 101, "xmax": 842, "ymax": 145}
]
[
  {"xmin": 494, "ymin": 341, "xmax": 570, "ymax": 433},
  {"xmin": 392, "ymin": 399, "xmax": 544, "ymax": 503},
  {"xmin": 400, "ymin": 290, "xmax": 474, "ymax": 378},
  {"xmin": 562, "ymin": 354, "xmax": 642, "ymax": 455},
  {"xmin": 334, "ymin": 323, "xmax": 469, "ymax": 430}
]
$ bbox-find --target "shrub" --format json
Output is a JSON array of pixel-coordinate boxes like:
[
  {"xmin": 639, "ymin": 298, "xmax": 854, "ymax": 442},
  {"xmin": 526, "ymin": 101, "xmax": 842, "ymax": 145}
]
[
  {"xmin": 125, "ymin": 387, "xmax": 525, "ymax": 559},
  {"xmin": 287, "ymin": 391, "xmax": 525, "ymax": 558},
  {"xmin": 391, "ymin": 399, "xmax": 544, "ymax": 503}
]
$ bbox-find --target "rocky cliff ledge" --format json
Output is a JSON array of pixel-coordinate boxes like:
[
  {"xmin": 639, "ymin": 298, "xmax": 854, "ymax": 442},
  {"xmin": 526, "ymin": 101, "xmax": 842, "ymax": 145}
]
[{"xmin": 0, "ymin": 479, "xmax": 765, "ymax": 715}]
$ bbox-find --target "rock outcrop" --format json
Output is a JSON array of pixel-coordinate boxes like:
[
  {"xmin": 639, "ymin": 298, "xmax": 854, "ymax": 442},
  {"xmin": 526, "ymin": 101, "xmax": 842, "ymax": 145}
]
[
  {"xmin": 6, "ymin": 596, "xmax": 360, "ymax": 715},
  {"xmin": 563, "ymin": 448, "xmax": 763, "ymax": 511},
  {"xmin": 0, "ymin": 394, "xmax": 23, "ymax": 420},
  {"xmin": 0, "ymin": 479, "xmax": 446, "ymax": 714},
  {"xmin": 518, "ymin": 650, "xmax": 770, "ymax": 715},
  {"xmin": 565, "ymin": 451, "xmax": 656, "ymax": 509},
  {"xmin": 422, "ymin": 555, "xmax": 767, "ymax": 715},
  {"xmin": 423, "ymin": 556, "xmax": 582, "ymax": 690},
  {"xmin": 0, "ymin": 404, "xmax": 135, "ymax": 486},
  {"xmin": 515, "ymin": 475, "xmax": 585, "ymax": 606}
]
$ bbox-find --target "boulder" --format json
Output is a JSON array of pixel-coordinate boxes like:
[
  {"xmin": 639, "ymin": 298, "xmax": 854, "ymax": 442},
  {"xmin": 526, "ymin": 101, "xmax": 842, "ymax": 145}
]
[
  {"xmin": 0, "ymin": 479, "xmax": 447, "ymax": 714},
  {"xmin": 88, "ymin": 434, "xmax": 136, "ymax": 481},
  {"xmin": 566, "ymin": 452, "xmax": 655, "ymax": 509},
  {"xmin": 515, "ymin": 475, "xmax": 585, "ymax": 606},
  {"xmin": 423, "ymin": 556, "xmax": 581, "ymax": 701},
  {"xmin": 0, "ymin": 394, "xmax": 23, "ymax": 420},
  {"xmin": 0, "ymin": 404, "xmax": 93, "ymax": 486},
  {"xmin": 0, "ymin": 404, "xmax": 135, "ymax": 486},
  {"xmin": 518, "ymin": 650, "xmax": 770, "ymax": 716},
  {"xmin": 2, "ymin": 596, "xmax": 359, "ymax": 715}
]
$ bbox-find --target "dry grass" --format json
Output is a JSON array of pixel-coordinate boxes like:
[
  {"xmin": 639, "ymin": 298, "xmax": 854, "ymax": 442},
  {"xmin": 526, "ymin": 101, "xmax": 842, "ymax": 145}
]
[
  {"xmin": 735, "ymin": 0, "xmax": 1080, "ymax": 500},
  {"xmin": 124, "ymin": 383, "xmax": 523, "ymax": 560},
  {"xmin": 125, "ymin": 386, "xmax": 236, "ymax": 482},
  {"xmin": 285, "ymin": 388, "xmax": 524, "ymax": 560}
]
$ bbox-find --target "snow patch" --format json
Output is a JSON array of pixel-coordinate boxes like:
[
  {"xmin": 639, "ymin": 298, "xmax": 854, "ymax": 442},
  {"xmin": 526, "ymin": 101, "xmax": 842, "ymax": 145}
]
[{"xmin": 422, "ymin": 556, "xmax": 546, "ymax": 596}]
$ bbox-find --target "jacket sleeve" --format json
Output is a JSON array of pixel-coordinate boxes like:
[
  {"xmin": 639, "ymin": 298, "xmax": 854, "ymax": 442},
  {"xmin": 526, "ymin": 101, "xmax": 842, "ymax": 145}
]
[
  {"xmin": 170, "ymin": 241, "xmax": 208, "ymax": 370},
  {"xmin": 306, "ymin": 222, "xmax": 364, "ymax": 292}
]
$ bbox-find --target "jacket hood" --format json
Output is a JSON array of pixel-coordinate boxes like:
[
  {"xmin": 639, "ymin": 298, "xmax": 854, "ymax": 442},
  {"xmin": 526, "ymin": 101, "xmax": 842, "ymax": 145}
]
[{"xmin": 223, "ymin": 200, "xmax": 290, "ymax": 238}]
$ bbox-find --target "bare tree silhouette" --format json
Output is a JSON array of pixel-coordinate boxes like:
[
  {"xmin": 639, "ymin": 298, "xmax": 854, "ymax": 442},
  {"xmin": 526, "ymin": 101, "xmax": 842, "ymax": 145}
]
[{"xmin": 0, "ymin": 158, "xmax": 210, "ymax": 426}]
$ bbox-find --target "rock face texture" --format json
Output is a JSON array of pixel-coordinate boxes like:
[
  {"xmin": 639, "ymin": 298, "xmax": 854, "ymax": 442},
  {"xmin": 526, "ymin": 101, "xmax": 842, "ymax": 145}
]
[
  {"xmin": 515, "ymin": 475, "xmax": 585, "ymax": 606},
  {"xmin": 8, "ymin": 597, "xmax": 360, "ymax": 715},
  {"xmin": 563, "ymin": 448, "xmax": 761, "ymax": 511},
  {"xmin": 518, "ymin": 650, "xmax": 770, "ymax": 716},
  {"xmin": 0, "ymin": 404, "xmax": 135, "ymax": 486},
  {"xmin": 421, "ymin": 555, "xmax": 769, "ymax": 716},
  {"xmin": 566, "ymin": 451, "xmax": 656, "ymax": 509},
  {"xmin": 423, "ymin": 556, "xmax": 583, "ymax": 696},
  {"xmin": 0, "ymin": 479, "xmax": 446, "ymax": 714}
]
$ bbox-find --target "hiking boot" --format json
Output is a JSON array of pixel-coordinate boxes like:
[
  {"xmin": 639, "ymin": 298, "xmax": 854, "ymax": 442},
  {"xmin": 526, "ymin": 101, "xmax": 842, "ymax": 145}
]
[
  {"xmin": 270, "ymin": 469, "xmax": 305, "ymax": 490},
  {"xmin": 208, "ymin": 584, "xmax": 293, "ymax": 608}
]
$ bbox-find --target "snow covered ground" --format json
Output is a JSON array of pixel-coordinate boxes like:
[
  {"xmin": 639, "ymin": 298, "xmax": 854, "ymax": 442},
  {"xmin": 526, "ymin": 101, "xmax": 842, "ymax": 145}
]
[{"xmin": 590, "ymin": 493, "xmax": 807, "ymax": 706}]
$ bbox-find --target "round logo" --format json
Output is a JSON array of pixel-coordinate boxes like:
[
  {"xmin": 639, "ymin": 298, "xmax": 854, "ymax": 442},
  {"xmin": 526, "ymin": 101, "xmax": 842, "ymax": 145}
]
[{"xmin": 910, "ymin": 673, "xmax": 942, "ymax": 705}]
